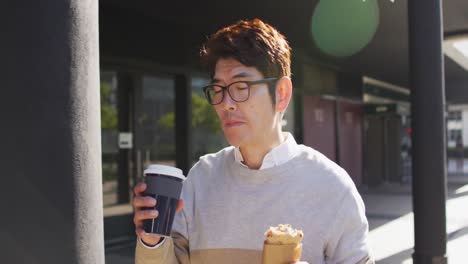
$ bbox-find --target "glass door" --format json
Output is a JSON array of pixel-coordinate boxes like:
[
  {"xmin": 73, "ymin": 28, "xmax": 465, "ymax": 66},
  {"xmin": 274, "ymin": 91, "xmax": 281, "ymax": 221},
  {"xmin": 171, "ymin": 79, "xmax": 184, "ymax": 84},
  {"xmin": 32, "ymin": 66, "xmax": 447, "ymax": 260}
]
[
  {"xmin": 101, "ymin": 71, "xmax": 137, "ymax": 245},
  {"xmin": 100, "ymin": 71, "xmax": 120, "ymax": 207},
  {"xmin": 133, "ymin": 74, "xmax": 176, "ymax": 182}
]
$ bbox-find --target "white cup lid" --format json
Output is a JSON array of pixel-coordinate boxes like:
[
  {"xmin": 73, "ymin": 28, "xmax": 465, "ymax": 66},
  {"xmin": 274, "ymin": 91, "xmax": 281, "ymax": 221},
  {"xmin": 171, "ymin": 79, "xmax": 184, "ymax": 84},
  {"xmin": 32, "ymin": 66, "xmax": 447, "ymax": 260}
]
[{"xmin": 144, "ymin": 165, "xmax": 185, "ymax": 180}]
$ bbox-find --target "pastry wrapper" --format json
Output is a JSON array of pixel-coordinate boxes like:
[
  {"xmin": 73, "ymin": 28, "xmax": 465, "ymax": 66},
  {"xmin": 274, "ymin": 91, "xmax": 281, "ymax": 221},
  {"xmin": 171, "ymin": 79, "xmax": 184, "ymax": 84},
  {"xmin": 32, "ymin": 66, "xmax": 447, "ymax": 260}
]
[
  {"xmin": 262, "ymin": 224, "xmax": 304, "ymax": 264},
  {"xmin": 262, "ymin": 242, "xmax": 302, "ymax": 264}
]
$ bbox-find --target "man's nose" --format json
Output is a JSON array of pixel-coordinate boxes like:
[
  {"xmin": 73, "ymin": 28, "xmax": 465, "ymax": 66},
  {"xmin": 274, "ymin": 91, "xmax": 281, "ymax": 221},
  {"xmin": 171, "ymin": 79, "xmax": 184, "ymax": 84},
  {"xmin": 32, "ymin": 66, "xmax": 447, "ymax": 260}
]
[{"xmin": 221, "ymin": 91, "xmax": 236, "ymax": 111}]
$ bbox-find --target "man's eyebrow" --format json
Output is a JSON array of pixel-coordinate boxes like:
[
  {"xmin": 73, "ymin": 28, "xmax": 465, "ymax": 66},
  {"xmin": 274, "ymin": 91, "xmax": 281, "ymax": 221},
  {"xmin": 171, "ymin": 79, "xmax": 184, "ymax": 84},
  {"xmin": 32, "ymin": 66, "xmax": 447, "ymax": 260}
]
[
  {"xmin": 232, "ymin": 72, "xmax": 254, "ymax": 79},
  {"xmin": 211, "ymin": 72, "xmax": 255, "ymax": 83}
]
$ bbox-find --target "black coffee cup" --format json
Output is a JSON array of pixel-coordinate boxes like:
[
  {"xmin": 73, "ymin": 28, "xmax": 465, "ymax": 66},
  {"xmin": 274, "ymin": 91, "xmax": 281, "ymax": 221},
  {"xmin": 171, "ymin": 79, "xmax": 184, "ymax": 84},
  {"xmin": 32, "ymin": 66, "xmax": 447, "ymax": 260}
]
[{"xmin": 142, "ymin": 165, "xmax": 185, "ymax": 237}]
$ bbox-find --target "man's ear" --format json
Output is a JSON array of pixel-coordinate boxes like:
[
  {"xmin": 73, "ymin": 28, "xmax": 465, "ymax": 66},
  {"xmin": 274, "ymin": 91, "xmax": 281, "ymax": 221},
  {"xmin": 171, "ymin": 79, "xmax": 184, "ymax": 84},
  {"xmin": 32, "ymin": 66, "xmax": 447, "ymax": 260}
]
[{"xmin": 275, "ymin": 76, "xmax": 293, "ymax": 112}]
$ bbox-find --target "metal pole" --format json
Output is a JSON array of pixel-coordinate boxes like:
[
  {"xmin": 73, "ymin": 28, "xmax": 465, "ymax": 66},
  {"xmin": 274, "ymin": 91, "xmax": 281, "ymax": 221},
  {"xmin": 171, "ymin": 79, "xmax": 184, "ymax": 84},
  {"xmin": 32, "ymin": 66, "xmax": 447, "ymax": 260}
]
[
  {"xmin": 0, "ymin": 1, "xmax": 104, "ymax": 263},
  {"xmin": 117, "ymin": 73, "xmax": 132, "ymax": 204},
  {"xmin": 408, "ymin": 0, "xmax": 448, "ymax": 263},
  {"xmin": 175, "ymin": 75, "xmax": 192, "ymax": 175}
]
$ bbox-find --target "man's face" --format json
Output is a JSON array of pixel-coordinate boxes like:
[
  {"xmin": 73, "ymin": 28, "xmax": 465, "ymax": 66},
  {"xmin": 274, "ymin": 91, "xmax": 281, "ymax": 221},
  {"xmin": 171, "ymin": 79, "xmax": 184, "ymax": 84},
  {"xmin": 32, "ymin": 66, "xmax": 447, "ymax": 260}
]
[{"xmin": 212, "ymin": 58, "xmax": 279, "ymax": 148}]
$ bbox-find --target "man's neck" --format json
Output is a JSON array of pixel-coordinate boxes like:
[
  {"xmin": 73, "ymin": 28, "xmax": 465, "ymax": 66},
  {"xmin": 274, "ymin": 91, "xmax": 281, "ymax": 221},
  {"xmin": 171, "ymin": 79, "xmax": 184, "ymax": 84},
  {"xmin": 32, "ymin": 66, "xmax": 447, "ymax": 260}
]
[{"xmin": 238, "ymin": 131, "xmax": 285, "ymax": 170}]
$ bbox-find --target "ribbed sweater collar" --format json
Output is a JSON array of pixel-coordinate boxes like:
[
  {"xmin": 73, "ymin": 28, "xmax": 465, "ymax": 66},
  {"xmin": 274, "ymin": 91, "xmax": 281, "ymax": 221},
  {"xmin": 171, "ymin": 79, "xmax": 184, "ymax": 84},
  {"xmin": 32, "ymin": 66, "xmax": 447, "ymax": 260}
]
[{"xmin": 225, "ymin": 147, "xmax": 300, "ymax": 186}]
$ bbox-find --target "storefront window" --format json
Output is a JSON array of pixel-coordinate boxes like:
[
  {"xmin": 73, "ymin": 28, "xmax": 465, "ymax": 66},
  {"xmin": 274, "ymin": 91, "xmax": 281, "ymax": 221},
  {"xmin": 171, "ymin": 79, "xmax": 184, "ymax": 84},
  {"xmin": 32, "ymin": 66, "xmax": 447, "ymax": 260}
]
[
  {"xmin": 139, "ymin": 75, "xmax": 176, "ymax": 168},
  {"xmin": 191, "ymin": 77, "xmax": 228, "ymax": 163},
  {"xmin": 100, "ymin": 71, "xmax": 119, "ymax": 207}
]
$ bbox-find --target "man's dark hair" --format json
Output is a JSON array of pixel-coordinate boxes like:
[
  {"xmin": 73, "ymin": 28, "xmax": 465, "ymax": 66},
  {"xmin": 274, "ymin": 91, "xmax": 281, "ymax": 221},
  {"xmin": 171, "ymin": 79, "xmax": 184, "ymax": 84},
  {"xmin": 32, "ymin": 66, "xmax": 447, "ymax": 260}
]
[{"xmin": 200, "ymin": 18, "xmax": 291, "ymax": 105}]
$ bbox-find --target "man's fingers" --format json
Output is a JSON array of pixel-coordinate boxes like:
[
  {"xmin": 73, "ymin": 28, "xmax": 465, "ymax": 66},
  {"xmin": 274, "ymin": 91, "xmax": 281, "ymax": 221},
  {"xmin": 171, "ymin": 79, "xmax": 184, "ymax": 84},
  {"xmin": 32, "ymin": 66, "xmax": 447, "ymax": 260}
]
[
  {"xmin": 133, "ymin": 182, "xmax": 147, "ymax": 196},
  {"xmin": 176, "ymin": 199, "xmax": 185, "ymax": 212},
  {"xmin": 134, "ymin": 209, "xmax": 159, "ymax": 223},
  {"xmin": 135, "ymin": 227, "xmax": 145, "ymax": 237},
  {"xmin": 133, "ymin": 196, "xmax": 156, "ymax": 208}
]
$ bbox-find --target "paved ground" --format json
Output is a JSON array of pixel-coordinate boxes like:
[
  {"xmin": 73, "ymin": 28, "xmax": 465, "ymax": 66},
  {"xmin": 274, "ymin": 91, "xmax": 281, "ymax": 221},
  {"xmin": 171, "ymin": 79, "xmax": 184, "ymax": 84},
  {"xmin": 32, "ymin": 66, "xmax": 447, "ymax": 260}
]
[
  {"xmin": 105, "ymin": 160, "xmax": 468, "ymax": 263},
  {"xmin": 362, "ymin": 179, "xmax": 468, "ymax": 263}
]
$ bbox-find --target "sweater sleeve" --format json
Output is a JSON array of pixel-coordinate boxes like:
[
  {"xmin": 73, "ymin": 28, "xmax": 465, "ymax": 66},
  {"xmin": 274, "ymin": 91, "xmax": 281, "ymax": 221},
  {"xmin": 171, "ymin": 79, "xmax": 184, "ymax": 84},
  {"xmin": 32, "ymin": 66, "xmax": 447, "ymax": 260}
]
[
  {"xmin": 134, "ymin": 214, "xmax": 191, "ymax": 264},
  {"xmin": 135, "ymin": 235, "xmax": 180, "ymax": 264},
  {"xmin": 324, "ymin": 187, "xmax": 374, "ymax": 264}
]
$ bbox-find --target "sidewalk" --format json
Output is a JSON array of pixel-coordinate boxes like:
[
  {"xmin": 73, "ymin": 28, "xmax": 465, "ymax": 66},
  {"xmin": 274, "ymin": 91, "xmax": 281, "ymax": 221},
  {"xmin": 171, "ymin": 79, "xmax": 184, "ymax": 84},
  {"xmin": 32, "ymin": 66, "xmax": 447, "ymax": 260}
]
[{"xmin": 363, "ymin": 172, "xmax": 468, "ymax": 263}]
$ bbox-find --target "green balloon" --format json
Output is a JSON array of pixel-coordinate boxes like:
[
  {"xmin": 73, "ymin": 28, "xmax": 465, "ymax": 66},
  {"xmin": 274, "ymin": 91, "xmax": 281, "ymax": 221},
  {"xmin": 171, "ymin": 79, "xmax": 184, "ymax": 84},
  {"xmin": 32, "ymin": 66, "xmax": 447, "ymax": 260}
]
[{"xmin": 311, "ymin": 0, "xmax": 380, "ymax": 57}]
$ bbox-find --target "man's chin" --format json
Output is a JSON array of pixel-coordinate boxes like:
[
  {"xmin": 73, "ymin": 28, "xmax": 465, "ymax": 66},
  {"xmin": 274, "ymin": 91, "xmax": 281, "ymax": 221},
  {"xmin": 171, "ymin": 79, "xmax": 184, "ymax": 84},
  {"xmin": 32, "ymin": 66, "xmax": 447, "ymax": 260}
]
[
  {"xmin": 223, "ymin": 132, "xmax": 245, "ymax": 147},
  {"xmin": 225, "ymin": 138, "xmax": 242, "ymax": 147}
]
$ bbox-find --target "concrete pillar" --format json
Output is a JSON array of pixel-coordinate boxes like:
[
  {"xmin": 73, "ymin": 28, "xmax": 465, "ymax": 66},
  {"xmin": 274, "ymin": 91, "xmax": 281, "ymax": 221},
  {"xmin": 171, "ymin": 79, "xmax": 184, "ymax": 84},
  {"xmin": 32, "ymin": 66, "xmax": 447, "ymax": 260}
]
[
  {"xmin": 408, "ymin": 0, "xmax": 448, "ymax": 263},
  {"xmin": 0, "ymin": 1, "xmax": 104, "ymax": 263}
]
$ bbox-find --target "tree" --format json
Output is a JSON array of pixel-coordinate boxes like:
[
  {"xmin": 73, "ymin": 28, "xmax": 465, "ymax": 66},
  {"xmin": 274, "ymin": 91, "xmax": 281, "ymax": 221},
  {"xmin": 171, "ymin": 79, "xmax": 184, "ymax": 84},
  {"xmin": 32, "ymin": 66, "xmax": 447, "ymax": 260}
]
[
  {"xmin": 100, "ymin": 82, "xmax": 118, "ymax": 130},
  {"xmin": 158, "ymin": 93, "xmax": 221, "ymax": 133}
]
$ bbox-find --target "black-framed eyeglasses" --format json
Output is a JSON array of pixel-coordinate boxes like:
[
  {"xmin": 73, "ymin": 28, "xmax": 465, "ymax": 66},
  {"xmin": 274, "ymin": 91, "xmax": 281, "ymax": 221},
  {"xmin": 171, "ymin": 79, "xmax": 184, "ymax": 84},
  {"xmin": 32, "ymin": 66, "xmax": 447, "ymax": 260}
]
[{"xmin": 202, "ymin": 78, "xmax": 278, "ymax": 105}]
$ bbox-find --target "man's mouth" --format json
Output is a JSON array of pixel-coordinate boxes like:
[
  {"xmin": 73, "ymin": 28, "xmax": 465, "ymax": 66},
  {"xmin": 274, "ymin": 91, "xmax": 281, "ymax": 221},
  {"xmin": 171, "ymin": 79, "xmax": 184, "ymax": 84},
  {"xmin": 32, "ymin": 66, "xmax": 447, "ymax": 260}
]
[{"xmin": 223, "ymin": 120, "xmax": 245, "ymax": 128}]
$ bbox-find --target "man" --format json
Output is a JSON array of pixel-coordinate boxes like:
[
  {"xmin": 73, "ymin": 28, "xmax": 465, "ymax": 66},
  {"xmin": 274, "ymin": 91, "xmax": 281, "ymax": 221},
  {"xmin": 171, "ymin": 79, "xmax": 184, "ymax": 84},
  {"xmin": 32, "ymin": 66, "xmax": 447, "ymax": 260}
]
[{"xmin": 133, "ymin": 18, "xmax": 373, "ymax": 264}]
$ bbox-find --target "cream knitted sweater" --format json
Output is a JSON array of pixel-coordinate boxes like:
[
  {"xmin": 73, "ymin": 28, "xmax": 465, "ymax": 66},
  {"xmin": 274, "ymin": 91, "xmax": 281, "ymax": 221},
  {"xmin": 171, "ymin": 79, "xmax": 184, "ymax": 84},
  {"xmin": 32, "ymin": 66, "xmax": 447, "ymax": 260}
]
[{"xmin": 136, "ymin": 145, "xmax": 373, "ymax": 264}]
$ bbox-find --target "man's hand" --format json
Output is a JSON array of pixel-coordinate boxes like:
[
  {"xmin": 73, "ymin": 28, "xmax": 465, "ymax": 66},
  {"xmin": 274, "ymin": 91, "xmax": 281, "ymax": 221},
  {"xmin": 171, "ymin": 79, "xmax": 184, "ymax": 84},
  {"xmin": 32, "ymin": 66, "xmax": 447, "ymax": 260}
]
[{"xmin": 132, "ymin": 182, "xmax": 184, "ymax": 246}]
